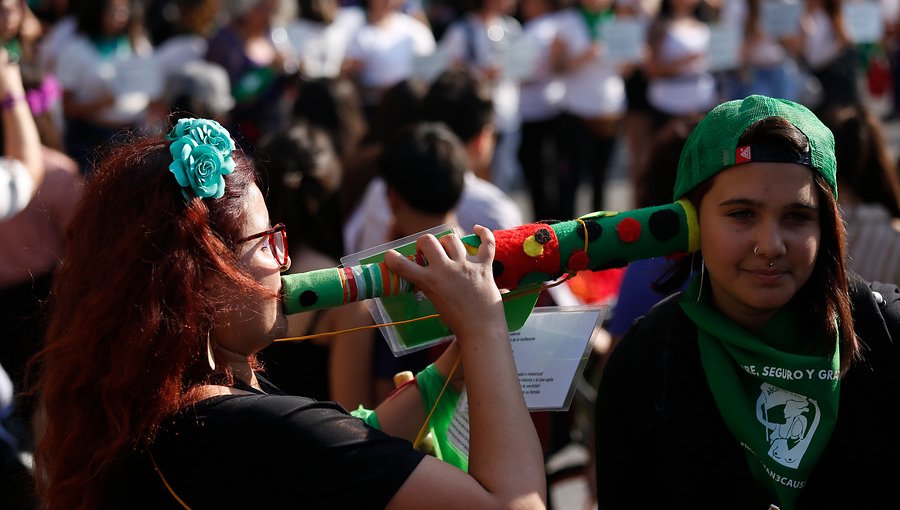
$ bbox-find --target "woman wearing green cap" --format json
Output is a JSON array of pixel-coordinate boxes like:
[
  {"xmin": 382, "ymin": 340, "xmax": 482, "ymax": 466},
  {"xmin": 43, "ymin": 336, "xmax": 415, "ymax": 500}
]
[{"xmin": 594, "ymin": 95, "xmax": 900, "ymax": 509}]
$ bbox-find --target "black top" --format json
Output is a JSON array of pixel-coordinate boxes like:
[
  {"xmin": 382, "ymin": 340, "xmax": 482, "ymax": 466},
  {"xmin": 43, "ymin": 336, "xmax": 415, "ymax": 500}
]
[
  {"xmin": 257, "ymin": 310, "xmax": 331, "ymax": 400},
  {"xmin": 595, "ymin": 275, "xmax": 900, "ymax": 509},
  {"xmin": 111, "ymin": 375, "xmax": 426, "ymax": 509}
]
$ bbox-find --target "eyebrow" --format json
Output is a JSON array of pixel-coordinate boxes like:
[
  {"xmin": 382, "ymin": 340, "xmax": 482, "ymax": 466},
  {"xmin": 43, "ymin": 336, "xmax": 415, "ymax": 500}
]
[{"xmin": 717, "ymin": 198, "xmax": 819, "ymax": 210}]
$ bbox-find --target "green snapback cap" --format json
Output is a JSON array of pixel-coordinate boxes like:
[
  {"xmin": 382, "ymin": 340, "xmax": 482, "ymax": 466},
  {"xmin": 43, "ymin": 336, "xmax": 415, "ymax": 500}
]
[{"xmin": 674, "ymin": 95, "xmax": 837, "ymax": 200}]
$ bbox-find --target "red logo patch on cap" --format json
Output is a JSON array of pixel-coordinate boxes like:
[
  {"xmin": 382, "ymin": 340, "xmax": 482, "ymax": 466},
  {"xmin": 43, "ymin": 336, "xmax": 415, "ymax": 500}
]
[{"xmin": 735, "ymin": 145, "xmax": 752, "ymax": 164}]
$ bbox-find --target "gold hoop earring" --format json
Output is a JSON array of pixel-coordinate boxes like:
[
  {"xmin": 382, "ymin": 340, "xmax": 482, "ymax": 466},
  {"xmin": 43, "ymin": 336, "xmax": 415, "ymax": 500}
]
[{"xmin": 206, "ymin": 333, "xmax": 216, "ymax": 371}]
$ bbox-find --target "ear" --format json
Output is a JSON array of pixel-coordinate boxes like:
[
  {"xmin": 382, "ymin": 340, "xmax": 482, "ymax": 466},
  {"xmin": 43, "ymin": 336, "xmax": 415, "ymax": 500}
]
[
  {"xmin": 387, "ymin": 186, "xmax": 406, "ymax": 216},
  {"xmin": 473, "ymin": 125, "xmax": 492, "ymax": 154},
  {"xmin": 469, "ymin": 125, "xmax": 496, "ymax": 181}
]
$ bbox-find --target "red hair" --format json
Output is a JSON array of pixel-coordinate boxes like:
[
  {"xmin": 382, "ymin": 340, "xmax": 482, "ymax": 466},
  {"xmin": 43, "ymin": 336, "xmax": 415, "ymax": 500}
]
[{"xmin": 31, "ymin": 135, "xmax": 263, "ymax": 508}]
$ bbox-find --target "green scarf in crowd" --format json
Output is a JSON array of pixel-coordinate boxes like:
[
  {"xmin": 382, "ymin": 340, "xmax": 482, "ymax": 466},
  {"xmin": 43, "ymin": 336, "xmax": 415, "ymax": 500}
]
[
  {"xmin": 579, "ymin": 6, "xmax": 614, "ymax": 41},
  {"xmin": 679, "ymin": 276, "xmax": 840, "ymax": 510}
]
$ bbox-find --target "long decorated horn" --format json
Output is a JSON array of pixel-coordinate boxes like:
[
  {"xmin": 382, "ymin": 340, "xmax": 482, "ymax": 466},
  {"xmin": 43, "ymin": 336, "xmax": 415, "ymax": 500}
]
[{"xmin": 281, "ymin": 200, "xmax": 699, "ymax": 315}]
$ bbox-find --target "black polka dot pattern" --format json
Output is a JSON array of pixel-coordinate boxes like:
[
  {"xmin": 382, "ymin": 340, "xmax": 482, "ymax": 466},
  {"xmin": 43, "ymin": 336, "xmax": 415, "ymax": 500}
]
[
  {"xmin": 299, "ymin": 290, "xmax": 319, "ymax": 307},
  {"xmin": 492, "ymin": 260, "xmax": 505, "ymax": 277},
  {"xmin": 575, "ymin": 220, "xmax": 603, "ymax": 242},
  {"xmin": 535, "ymin": 228, "xmax": 551, "ymax": 245},
  {"xmin": 648, "ymin": 209, "xmax": 680, "ymax": 242}
]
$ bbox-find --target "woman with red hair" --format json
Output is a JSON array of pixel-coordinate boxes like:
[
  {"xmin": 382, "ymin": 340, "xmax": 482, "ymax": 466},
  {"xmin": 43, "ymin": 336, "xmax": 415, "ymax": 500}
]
[{"xmin": 31, "ymin": 118, "xmax": 546, "ymax": 509}]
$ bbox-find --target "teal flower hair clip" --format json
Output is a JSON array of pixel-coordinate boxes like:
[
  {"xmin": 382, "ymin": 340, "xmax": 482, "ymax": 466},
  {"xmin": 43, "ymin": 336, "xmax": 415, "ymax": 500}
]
[{"xmin": 166, "ymin": 118, "xmax": 236, "ymax": 200}]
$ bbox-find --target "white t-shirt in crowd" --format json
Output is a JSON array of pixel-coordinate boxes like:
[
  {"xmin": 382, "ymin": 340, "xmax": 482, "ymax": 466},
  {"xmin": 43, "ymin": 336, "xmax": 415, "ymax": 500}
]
[
  {"xmin": 154, "ymin": 34, "xmax": 209, "ymax": 77},
  {"xmin": 343, "ymin": 171, "xmax": 524, "ymax": 255},
  {"xmin": 555, "ymin": 8, "xmax": 626, "ymax": 118},
  {"xmin": 519, "ymin": 11, "xmax": 566, "ymax": 123},
  {"xmin": 345, "ymin": 11, "xmax": 435, "ymax": 90},
  {"xmin": 439, "ymin": 14, "xmax": 523, "ymax": 133},
  {"xmin": 802, "ymin": 8, "xmax": 843, "ymax": 70},
  {"xmin": 282, "ymin": 7, "xmax": 366, "ymax": 79},
  {"xmin": 647, "ymin": 20, "xmax": 716, "ymax": 116},
  {"xmin": 55, "ymin": 35, "xmax": 163, "ymax": 126},
  {"xmin": 0, "ymin": 158, "xmax": 32, "ymax": 221}
]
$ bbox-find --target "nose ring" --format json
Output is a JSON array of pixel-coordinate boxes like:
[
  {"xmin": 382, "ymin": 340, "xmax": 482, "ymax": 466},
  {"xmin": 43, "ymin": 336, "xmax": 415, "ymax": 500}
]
[{"xmin": 755, "ymin": 245, "xmax": 775, "ymax": 267}]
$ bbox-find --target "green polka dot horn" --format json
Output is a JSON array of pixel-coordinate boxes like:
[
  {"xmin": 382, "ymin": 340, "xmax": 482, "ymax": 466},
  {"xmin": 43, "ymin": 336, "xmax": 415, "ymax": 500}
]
[{"xmin": 281, "ymin": 200, "xmax": 700, "ymax": 315}]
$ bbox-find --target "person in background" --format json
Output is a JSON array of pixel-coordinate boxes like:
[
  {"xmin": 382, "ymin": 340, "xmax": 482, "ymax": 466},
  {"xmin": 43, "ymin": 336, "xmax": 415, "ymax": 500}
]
[
  {"xmin": 596, "ymin": 95, "xmax": 900, "ymax": 508},
  {"xmin": 0, "ymin": 0, "xmax": 65, "ymax": 152},
  {"xmin": 644, "ymin": 0, "xmax": 716, "ymax": 128},
  {"xmin": 159, "ymin": 59, "xmax": 235, "ymax": 125},
  {"xmin": 420, "ymin": 67, "xmax": 523, "ymax": 232},
  {"xmin": 206, "ymin": 0, "xmax": 295, "ymax": 148},
  {"xmin": 437, "ymin": 0, "xmax": 524, "ymax": 192},
  {"xmin": 737, "ymin": 0, "xmax": 801, "ymax": 102},
  {"xmin": 340, "ymin": 77, "xmax": 427, "ymax": 221},
  {"xmin": 292, "ymin": 76, "xmax": 368, "ymax": 186},
  {"xmin": 554, "ymin": 0, "xmax": 626, "ymax": 217},
  {"xmin": 614, "ymin": 0, "xmax": 660, "ymax": 205},
  {"xmin": 33, "ymin": 0, "xmax": 76, "ymax": 82},
  {"xmin": 152, "ymin": 0, "xmax": 223, "ymax": 86},
  {"xmin": 281, "ymin": 0, "xmax": 365, "ymax": 80},
  {"xmin": 0, "ymin": 43, "xmax": 47, "ymax": 510},
  {"xmin": 331, "ymin": 121, "xmax": 469, "ymax": 409},
  {"xmin": 517, "ymin": 0, "xmax": 565, "ymax": 221},
  {"xmin": 820, "ymin": 103, "xmax": 900, "ymax": 284},
  {"xmin": 0, "ymin": 46, "xmax": 42, "ymax": 220},
  {"xmin": 343, "ymin": 68, "xmax": 523, "ymax": 256},
  {"xmin": 341, "ymin": 0, "xmax": 435, "ymax": 118},
  {"xmin": 253, "ymin": 120, "xmax": 373, "ymax": 405},
  {"xmin": 32, "ymin": 116, "xmax": 547, "ymax": 509},
  {"xmin": 54, "ymin": 0, "xmax": 161, "ymax": 173},
  {"xmin": 798, "ymin": 0, "xmax": 859, "ymax": 111}
]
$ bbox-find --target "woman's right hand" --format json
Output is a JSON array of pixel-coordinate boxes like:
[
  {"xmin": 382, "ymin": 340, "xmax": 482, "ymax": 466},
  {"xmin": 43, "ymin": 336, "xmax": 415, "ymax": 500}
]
[{"xmin": 383, "ymin": 225, "xmax": 506, "ymax": 341}]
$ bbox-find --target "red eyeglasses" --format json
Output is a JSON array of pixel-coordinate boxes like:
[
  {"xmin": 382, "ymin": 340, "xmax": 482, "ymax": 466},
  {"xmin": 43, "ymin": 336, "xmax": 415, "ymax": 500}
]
[{"xmin": 237, "ymin": 223, "xmax": 289, "ymax": 268}]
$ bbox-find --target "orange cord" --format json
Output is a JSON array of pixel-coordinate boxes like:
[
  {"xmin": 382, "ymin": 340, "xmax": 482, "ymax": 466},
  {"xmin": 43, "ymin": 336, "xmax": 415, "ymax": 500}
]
[
  {"xmin": 272, "ymin": 313, "xmax": 441, "ymax": 343},
  {"xmin": 151, "ymin": 453, "xmax": 192, "ymax": 509}
]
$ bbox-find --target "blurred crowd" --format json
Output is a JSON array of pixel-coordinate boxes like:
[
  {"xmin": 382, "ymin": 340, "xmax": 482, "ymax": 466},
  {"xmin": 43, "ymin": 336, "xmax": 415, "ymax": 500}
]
[{"xmin": 2, "ymin": 0, "xmax": 900, "ymax": 507}]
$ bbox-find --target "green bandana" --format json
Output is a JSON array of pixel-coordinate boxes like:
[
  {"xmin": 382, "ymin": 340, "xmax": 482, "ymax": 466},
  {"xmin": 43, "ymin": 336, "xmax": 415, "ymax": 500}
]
[
  {"xmin": 91, "ymin": 35, "xmax": 132, "ymax": 60},
  {"xmin": 3, "ymin": 38, "xmax": 21, "ymax": 62},
  {"xmin": 579, "ymin": 7, "xmax": 614, "ymax": 41},
  {"xmin": 679, "ymin": 277, "xmax": 840, "ymax": 509}
]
